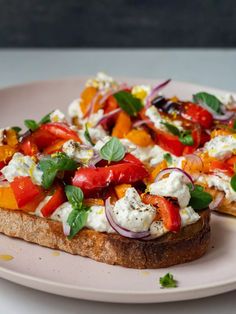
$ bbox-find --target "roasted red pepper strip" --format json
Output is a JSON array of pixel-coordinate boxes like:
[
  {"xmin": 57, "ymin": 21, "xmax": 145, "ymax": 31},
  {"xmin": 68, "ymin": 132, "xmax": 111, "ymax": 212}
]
[
  {"xmin": 10, "ymin": 176, "xmax": 42, "ymax": 208},
  {"xmin": 142, "ymin": 194, "xmax": 181, "ymax": 232},
  {"xmin": 40, "ymin": 123, "xmax": 81, "ymax": 142},
  {"xmin": 72, "ymin": 154, "xmax": 148, "ymax": 196},
  {"xmin": 41, "ymin": 186, "xmax": 66, "ymax": 217}
]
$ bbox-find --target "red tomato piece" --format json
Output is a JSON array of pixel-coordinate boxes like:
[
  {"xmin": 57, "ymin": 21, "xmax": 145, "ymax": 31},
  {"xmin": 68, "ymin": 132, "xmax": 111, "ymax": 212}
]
[
  {"xmin": 41, "ymin": 186, "xmax": 66, "ymax": 217},
  {"xmin": 183, "ymin": 102, "xmax": 213, "ymax": 129},
  {"xmin": 20, "ymin": 137, "xmax": 39, "ymax": 156},
  {"xmin": 43, "ymin": 139, "xmax": 67, "ymax": 154},
  {"xmin": 40, "ymin": 123, "xmax": 81, "ymax": 142},
  {"xmin": 142, "ymin": 194, "xmax": 181, "ymax": 232},
  {"xmin": 31, "ymin": 129, "xmax": 58, "ymax": 149},
  {"xmin": 10, "ymin": 176, "xmax": 42, "ymax": 208},
  {"xmin": 156, "ymin": 130, "xmax": 186, "ymax": 157},
  {"xmin": 209, "ymin": 161, "xmax": 234, "ymax": 177}
]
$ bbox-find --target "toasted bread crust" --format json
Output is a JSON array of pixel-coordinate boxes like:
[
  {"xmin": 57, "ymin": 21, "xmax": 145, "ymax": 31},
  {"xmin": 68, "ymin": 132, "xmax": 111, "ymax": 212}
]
[{"xmin": 0, "ymin": 207, "xmax": 210, "ymax": 269}]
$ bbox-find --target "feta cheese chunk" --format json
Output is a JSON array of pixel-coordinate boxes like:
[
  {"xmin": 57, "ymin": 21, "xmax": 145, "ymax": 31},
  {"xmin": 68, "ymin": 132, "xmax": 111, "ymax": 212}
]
[
  {"xmin": 204, "ymin": 135, "xmax": 236, "ymax": 160},
  {"xmin": 149, "ymin": 171, "xmax": 191, "ymax": 208},
  {"xmin": 86, "ymin": 205, "xmax": 114, "ymax": 233},
  {"xmin": 1, "ymin": 152, "xmax": 43, "ymax": 185},
  {"xmin": 50, "ymin": 109, "xmax": 66, "ymax": 123},
  {"xmin": 68, "ymin": 98, "xmax": 84, "ymax": 118},
  {"xmin": 150, "ymin": 220, "xmax": 167, "ymax": 237},
  {"xmin": 145, "ymin": 105, "xmax": 183, "ymax": 132},
  {"xmin": 86, "ymin": 72, "xmax": 117, "ymax": 92},
  {"xmin": 112, "ymin": 188, "xmax": 156, "ymax": 232},
  {"xmin": 62, "ymin": 140, "xmax": 94, "ymax": 163}
]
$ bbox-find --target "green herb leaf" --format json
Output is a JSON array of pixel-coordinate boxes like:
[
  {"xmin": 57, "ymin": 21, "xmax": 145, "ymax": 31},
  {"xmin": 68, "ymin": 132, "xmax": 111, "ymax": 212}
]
[
  {"xmin": 113, "ymin": 91, "xmax": 143, "ymax": 116},
  {"xmin": 39, "ymin": 153, "xmax": 77, "ymax": 189},
  {"xmin": 84, "ymin": 123, "xmax": 95, "ymax": 146},
  {"xmin": 39, "ymin": 112, "xmax": 52, "ymax": 124},
  {"xmin": 65, "ymin": 185, "xmax": 84, "ymax": 210},
  {"xmin": 67, "ymin": 209, "xmax": 89, "ymax": 240},
  {"xmin": 163, "ymin": 153, "xmax": 172, "ymax": 165},
  {"xmin": 161, "ymin": 122, "xmax": 194, "ymax": 146},
  {"xmin": 11, "ymin": 126, "xmax": 22, "ymax": 133},
  {"xmin": 188, "ymin": 185, "xmax": 212, "ymax": 210},
  {"xmin": 161, "ymin": 122, "xmax": 180, "ymax": 136},
  {"xmin": 230, "ymin": 174, "xmax": 236, "ymax": 192},
  {"xmin": 233, "ymin": 120, "xmax": 236, "ymax": 130},
  {"xmin": 24, "ymin": 119, "xmax": 39, "ymax": 131},
  {"xmin": 193, "ymin": 92, "xmax": 223, "ymax": 114},
  {"xmin": 100, "ymin": 137, "xmax": 125, "ymax": 162},
  {"xmin": 179, "ymin": 131, "xmax": 194, "ymax": 146},
  {"xmin": 159, "ymin": 273, "xmax": 177, "ymax": 288}
]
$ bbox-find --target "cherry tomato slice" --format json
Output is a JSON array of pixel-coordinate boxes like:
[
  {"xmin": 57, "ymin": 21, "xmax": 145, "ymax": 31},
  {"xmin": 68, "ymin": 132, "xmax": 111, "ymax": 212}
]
[
  {"xmin": 41, "ymin": 186, "xmax": 66, "ymax": 217},
  {"xmin": 183, "ymin": 102, "xmax": 213, "ymax": 129},
  {"xmin": 40, "ymin": 123, "xmax": 81, "ymax": 142}
]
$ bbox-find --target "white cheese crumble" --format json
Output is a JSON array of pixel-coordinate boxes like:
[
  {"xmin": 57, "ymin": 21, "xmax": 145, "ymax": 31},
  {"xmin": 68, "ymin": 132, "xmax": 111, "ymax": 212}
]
[
  {"xmin": 112, "ymin": 188, "xmax": 156, "ymax": 232},
  {"xmin": 204, "ymin": 135, "xmax": 236, "ymax": 160},
  {"xmin": 1, "ymin": 152, "xmax": 43, "ymax": 185},
  {"xmin": 51, "ymin": 202, "xmax": 73, "ymax": 225},
  {"xmin": 68, "ymin": 98, "xmax": 84, "ymax": 118},
  {"xmin": 50, "ymin": 109, "xmax": 66, "ymax": 123},
  {"xmin": 198, "ymin": 173, "xmax": 236, "ymax": 202},
  {"xmin": 219, "ymin": 94, "xmax": 236, "ymax": 110},
  {"xmin": 86, "ymin": 72, "xmax": 117, "ymax": 93},
  {"xmin": 180, "ymin": 206, "xmax": 200, "ymax": 226},
  {"xmin": 145, "ymin": 105, "xmax": 183, "ymax": 132},
  {"xmin": 62, "ymin": 140, "xmax": 94, "ymax": 163},
  {"xmin": 149, "ymin": 171, "xmax": 191, "ymax": 208}
]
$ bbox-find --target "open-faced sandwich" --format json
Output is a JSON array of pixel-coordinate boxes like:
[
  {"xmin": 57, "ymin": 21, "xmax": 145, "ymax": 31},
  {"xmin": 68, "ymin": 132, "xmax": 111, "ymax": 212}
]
[{"xmin": 2, "ymin": 72, "xmax": 236, "ymax": 269}]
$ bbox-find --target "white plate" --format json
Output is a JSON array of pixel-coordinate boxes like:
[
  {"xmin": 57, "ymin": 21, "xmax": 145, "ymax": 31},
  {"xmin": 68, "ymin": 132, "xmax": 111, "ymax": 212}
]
[{"xmin": 0, "ymin": 77, "xmax": 235, "ymax": 303}]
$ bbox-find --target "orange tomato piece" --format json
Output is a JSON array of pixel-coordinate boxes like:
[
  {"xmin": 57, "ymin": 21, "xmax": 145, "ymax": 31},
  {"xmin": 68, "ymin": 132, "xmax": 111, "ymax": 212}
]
[
  {"xmin": 226, "ymin": 155, "xmax": 236, "ymax": 166},
  {"xmin": 114, "ymin": 184, "xmax": 132, "ymax": 199},
  {"xmin": 84, "ymin": 198, "xmax": 104, "ymax": 206},
  {"xmin": 0, "ymin": 185, "xmax": 18, "ymax": 209},
  {"xmin": 125, "ymin": 129, "xmax": 154, "ymax": 147},
  {"xmin": 112, "ymin": 111, "xmax": 132, "ymax": 138},
  {"xmin": 6, "ymin": 129, "xmax": 18, "ymax": 147},
  {"xmin": 80, "ymin": 86, "xmax": 103, "ymax": 115},
  {"xmin": 0, "ymin": 145, "xmax": 17, "ymax": 163},
  {"xmin": 210, "ymin": 129, "xmax": 233, "ymax": 138},
  {"xmin": 149, "ymin": 160, "xmax": 167, "ymax": 183}
]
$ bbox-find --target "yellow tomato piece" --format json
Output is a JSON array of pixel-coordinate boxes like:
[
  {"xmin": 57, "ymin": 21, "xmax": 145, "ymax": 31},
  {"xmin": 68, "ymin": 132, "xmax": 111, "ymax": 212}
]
[
  {"xmin": 112, "ymin": 112, "xmax": 132, "ymax": 138},
  {"xmin": 0, "ymin": 145, "xmax": 16, "ymax": 163},
  {"xmin": 6, "ymin": 129, "xmax": 18, "ymax": 147},
  {"xmin": 0, "ymin": 185, "xmax": 18, "ymax": 209}
]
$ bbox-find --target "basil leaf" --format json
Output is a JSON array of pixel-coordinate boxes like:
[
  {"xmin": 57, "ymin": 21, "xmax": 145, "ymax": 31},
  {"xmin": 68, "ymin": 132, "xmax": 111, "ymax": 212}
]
[
  {"xmin": 113, "ymin": 91, "xmax": 143, "ymax": 116},
  {"xmin": 161, "ymin": 122, "xmax": 180, "ymax": 136},
  {"xmin": 159, "ymin": 273, "xmax": 177, "ymax": 288},
  {"xmin": 233, "ymin": 120, "xmax": 236, "ymax": 130},
  {"xmin": 39, "ymin": 112, "xmax": 52, "ymax": 124},
  {"xmin": 179, "ymin": 131, "xmax": 194, "ymax": 146},
  {"xmin": 161, "ymin": 122, "xmax": 194, "ymax": 146},
  {"xmin": 188, "ymin": 185, "xmax": 212, "ymax": 210},
  {"xmin": 193, "ymin": 92, "xmax": 223, "ymax": 114},
  {"xmin": 24, "ymin": 119, "xmax": 39, "ymax": 131},
  {"xmin": 67, "ymin": 209, "xmax": 89, "ymax": 240},
  {"xmin": 11, "ymin": 126, "xmax": 22, "ymax": 133},
  {"xmin": 100, "ymin": 137, "xmax": 125, "ymax": 162},
  {"xmin": 39, "ymin": 153, "xmax": 77, "ymax": 189},
  {"xmin": 84, "ymin": 123, "xmax": 95, "ymax": 146},
  {"xmin": 163, "ymin": 153, "xmax": 172, "ymax": 165},
  {"xmin": 230, "ymin": 175, "xmax": 236, "ymax": 192},
  {"xmin": 65, "ymin": 185, "xmax": 84, "ymax": 210}
]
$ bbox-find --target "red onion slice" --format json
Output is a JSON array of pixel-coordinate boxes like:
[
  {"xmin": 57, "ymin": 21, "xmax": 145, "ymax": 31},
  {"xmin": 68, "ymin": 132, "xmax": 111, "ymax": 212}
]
[
  {"xmin": 182, "ymin": 154, "xmax": 203, "ymax": 181},
  {"xmin": 98, "ymin": 83, "xmax": 128, "ymax": 106},
  {"xmin": 84, "ymin": 91, "xmax": 101, "ymax": 118},
  {"xmin": 209, "ymin": 191, "xmax": 224, "ymax": 210},
  {"xmin": 95, "ymin": 108, "xmax": 122, "ymax": 127},
  {"xmin": 145, "ymin": 79, "xmax": 171, "ymax": 109},
  {"xmin": 154, "ymin": 167, "xmax": 195, "ymax": 190},
  {"xmin": 133, "ymin": 119, "xmax": 152, "ymax": 128},
  {"xmin": 105, "ymin": 197, "xmax": 150, "ymax": 239}
]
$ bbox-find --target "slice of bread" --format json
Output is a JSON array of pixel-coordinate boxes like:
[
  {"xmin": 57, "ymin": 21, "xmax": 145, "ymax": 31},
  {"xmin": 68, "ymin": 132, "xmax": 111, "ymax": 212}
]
[{"xmin": 0, "ymin": 207, "xmax": 210, "ymax": 269}]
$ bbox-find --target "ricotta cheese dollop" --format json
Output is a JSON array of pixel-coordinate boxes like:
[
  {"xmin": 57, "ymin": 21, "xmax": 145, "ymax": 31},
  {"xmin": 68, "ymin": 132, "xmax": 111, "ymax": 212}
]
[
  {"xmin": 204, "ymin": 135, "xmax": 236, "ymax": 160},
  {"xmin": 1, "ymin": 152, "xmax": 43, "ymax": 185},
  {"xmin": 112, "ymin": 188, "xmax": 156, "ymax": 232},
  {"xmin": 149, "ymin": 171, "xmax": 191, "ymax": 208},
  {"xmin": 62, "ymin": 139, "xmax": 94, "ymax": 163}
]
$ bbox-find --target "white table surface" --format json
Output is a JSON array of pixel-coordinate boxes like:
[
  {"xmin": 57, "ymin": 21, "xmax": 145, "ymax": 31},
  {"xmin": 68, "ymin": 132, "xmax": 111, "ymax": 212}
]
[{"xmin": 0, "ymin": 48, "xmax": 236, "ymax": 314}]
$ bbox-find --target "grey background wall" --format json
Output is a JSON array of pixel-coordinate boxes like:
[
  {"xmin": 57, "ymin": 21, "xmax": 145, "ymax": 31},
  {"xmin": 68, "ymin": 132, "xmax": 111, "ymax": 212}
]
[{"xmin": 0, "ymin": 0, "xmax": 235, "ymax": 47}]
